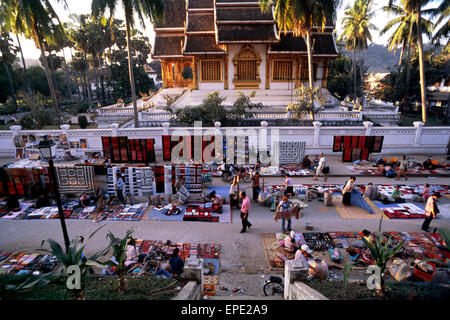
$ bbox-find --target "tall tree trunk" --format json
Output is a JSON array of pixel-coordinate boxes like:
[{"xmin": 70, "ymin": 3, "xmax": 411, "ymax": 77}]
[
  {"xmin": 61, "ymin": 49, "xmax": 73, "ymax": 102},
  {"xmin": 359, "ymin": 50, "xmax": 364, "ymax": 106},
  {"xmin": 403, "ymin": 16, "xmax": 414, "ymax": 116},
  {"xmin": 84, "ymin": 52, "xmax": 92, "ymax": 104},
  {"xmin": 416, "ymin": 8, "xmax": 427, "ymax": 124},
  {"xmin": 398, "ymin": 41, "xmax": 406, "ymax": 66},
  {"xmin": 16, "ymin": 34, "xmax": 31, "ymax": 95},
  {"xmin": 353, "ymin": 46, "xmax": 357, "ymax": 99},
  {"xmin": 99, "ymin": 55, "xmax": 106, "ymax": 105},
  {"xmin": 38, "ymin": 40, "xmax": 60, "ymax": 116},
  {"xmin": 3, "ymin": 60, "xmax": 17, "ymax": 107},
  {"xmin": 306, "ymin": 30, "xmax": 313, "ymax": 89},
  {"xmin": 125, "ymin": 17, "xmax": 139, "ymax": 128}
]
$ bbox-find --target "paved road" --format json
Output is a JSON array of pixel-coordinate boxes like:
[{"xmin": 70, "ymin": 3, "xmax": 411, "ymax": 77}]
[{"xmin": 1, "ymin": 174, "xmax": 449, "ymax": 297}]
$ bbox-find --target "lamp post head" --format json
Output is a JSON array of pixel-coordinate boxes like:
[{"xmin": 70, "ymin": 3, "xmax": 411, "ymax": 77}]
[{"xmin": 38, "ymin": 136, "xmax": 56, "ymax": 159}]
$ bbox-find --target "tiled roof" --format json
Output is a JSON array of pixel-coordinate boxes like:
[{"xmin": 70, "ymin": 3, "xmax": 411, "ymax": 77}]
[
  {"xmin": 187, "ymin": 0, "xmax": 214, "ymax": 9},
  {"xmin": 186, "ymin": 12, "xmax": 215, "ymax": 32},
  {"xmin": 153, "ymin": 36, "xmax": 185, "ymax": 57},
  {"xmin": 155, "ymin": 0, "xmax": 186, "ymax": 28},
  {"xmin": 216, "ymin": 7, "xmax": 274, "ymax": 22},
  {"xmin": 217, "ymin": 24, "xmax": 277, "ymax": 43},
  {"xmin": 269, "ymin": 33, "xmax": 338, "ymax": 55},
  {"xmin": 184, "ymin": 35, "xmax": 226, "ymax": 54}
]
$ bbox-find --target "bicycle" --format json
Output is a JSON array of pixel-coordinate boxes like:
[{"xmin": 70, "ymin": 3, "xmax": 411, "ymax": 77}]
[{"xmin": 263, "ymin": 275, "xmax": 284, "ymax": 296}]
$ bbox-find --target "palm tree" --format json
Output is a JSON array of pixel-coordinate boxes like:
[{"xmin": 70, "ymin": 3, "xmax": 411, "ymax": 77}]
[
  {"xmin": 92, "ymin": 0, "xmax": 164, "ymax": 128},
  {"xmin": 339, "ymin": 0, "xmax": 376, "ymax": 100},
  {"xmin": 389, "ymin": 0, "xmax": 431, "ymax": 123},
  {"xmin": 381, "ymin": 2, "xmax": 433, "ymax": 113},
  {"xmin": 428, "ymin": 0, "xmax": 449, "ymax": 45},
  {"xmin": 3, "ymin": 0, "xmax": 67, "ymax": 117},
  {"xmin": 381, "ymin": 4, "xmax": 433, "ymax": 66},
  {"xmin": 0, "ymin": 26, "xmax": 17, "ymax": 107},
  {"xmin": 260, "ymin": 0, "xmax": 340, "ymax": 91}
]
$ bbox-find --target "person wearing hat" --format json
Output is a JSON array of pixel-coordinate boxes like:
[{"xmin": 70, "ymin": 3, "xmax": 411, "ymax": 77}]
[
  {"xmin": 284, "ymin": 231, "xmax": 297, "ymax": 253},
  {"xmin": 421, "ymin": 192, "xmax": 441, "ymax": 232}
]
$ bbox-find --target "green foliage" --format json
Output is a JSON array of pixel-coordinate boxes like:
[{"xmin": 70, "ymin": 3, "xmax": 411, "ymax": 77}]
[
  {"xmin": 344, "ymin": 217, "xmax": 405, "ymax": 291},
  {"xmin": 372, "ymin": 47, "xmax": 449, "ymax": 104},
  {"xmin": 104, "ymin": 228, "xmax": 136, "ymax": 291},
  {"xmin": 0, "ymin": 273, "xmax": 53, "ymax": 298},
  {"xmin": 287, "ymin": 85, "xmax": 325, "ymax": 121},
  {"xmin": 78, "ymin": 115, "xmax": 88, "ymax": 129},
  {"xmin": 229, "ymin": 91, "xmax": 263, "ymax": 120},
  {"xmin": 39, "ymin": 225, "xmax": 109, "ymax": 299},
  {"xmin": 327, "ymin": 54, "xmax": 362, "ymax": 99},
  {"xmin": 169, "ymin": 91, "xmax": 227, "ymax": 126},
  {"xmin": 168, "ymin": 91, "xmax": 263, "ymax": 126},
  {"xmin": 19, "ymin": 107, "xmax": 57, "ymax": 129}
]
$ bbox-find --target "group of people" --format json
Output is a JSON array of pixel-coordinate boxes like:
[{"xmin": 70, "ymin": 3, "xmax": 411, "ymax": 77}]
[{"xmin": 301, "ymin": 152, "xmax": 328, "ymax": 182}]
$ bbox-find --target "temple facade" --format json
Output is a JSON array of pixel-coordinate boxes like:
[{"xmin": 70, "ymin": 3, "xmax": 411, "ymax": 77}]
[{"xmin": 152, "ymin": 0, "xmax": 339, "ymax": 90}]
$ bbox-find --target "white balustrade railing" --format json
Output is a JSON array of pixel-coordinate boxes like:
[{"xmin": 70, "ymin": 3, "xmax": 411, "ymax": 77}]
[{"xmin": 1, "ymin": 121, "xmax": 448, "ymax": 159}]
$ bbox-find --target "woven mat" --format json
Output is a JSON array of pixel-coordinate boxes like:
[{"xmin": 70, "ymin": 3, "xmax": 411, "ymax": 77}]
[
  {"xmin": 333, "ymin": 195, "xmax": 383, "ymax": 220},
  {"xmin": 204, "ymin": 274, "xmax": 219, "ymax": 285},
  {"xmin": 444, "ymin": 194, "xmax": 450, "ymax": 200},
  {"xmin": 260, "ymin": 233, "xmax": 294, "ymax": 271}
]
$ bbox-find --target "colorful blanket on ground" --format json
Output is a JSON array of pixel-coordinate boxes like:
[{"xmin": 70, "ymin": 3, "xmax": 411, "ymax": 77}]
[
  {"xmin": 372, "ymin": 201, "xmax": 425, "ymax": 219},
  {"xmin": 347, "ymin": 165, "xmax": 450, "ymax": 176}
]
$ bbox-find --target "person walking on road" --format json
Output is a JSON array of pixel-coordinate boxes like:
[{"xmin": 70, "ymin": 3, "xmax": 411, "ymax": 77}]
[
  {"xmin": 284, "ymin": 173, "xmax": 294, "ymax": 196},
  {"xmin": 313, "ymin": 152, "xmax": 327, "ymax": 181},
  {"xmin": 421, "ymin": 192, "xmax": 441, "ymax": 232},
  {"xmin": 115, "ymin": 173, "xmax": 125, "ymax": 204},
  {"xmin": 239, "ymin": 191, "xmax": 252, "ymax": 233},
  {"xmin": 397, "ymin": 155, "xmax": 408, "ymax": 181},
  {"xmin": 342, "ymin": 176, "xmax": 356, "ymax": 206}
]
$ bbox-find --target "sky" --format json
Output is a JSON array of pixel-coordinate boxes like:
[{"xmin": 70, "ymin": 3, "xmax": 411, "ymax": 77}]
[{"xmin": 12, "ymin": 0, "xmax": 444, "ymax": 62}]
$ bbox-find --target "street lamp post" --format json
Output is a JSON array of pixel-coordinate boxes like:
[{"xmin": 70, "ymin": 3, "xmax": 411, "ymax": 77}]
[{"xmin": 38, "ymin": 136, "xmax": 70, "ymax": 252}]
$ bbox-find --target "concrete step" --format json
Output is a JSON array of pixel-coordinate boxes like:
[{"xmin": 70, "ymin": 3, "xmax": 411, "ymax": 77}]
[{"xmin": 206, "ymin": 295, "xmax": 284, "ymax": 300}]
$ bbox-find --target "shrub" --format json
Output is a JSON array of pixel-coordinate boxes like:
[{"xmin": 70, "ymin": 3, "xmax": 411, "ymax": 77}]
[{"xmin": 78, "ymin": 115, "xmax": 88, "ymax": 129}]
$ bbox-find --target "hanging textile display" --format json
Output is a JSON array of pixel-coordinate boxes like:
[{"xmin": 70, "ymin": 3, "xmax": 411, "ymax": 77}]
[
  {"xmin": 102, "ymin": 137, "xmax": 130, "ymax": 163},
  {"xmin": 175, "ymin": 165, "xmax": 202, "ymax": 193},
  {"xmin": 333, "ymin": 136, "xmax": 384, "ymax": 162},
  {"xmin": 278, "ymin": 141, "xmax": 306, "ymax": 164},
  {"xmin": 56, "ymin": 166, "xmax": 95, "ymax": 194},
  {"xmin": 107, "ymin": 166, "xmax": 154, "ymax": 196},
  {"xmin": 154, "ymin": 165, "xmax": 165, "ymax": 193},
  {"xmin": 128, "ymin": 138, "xmax": 156, "ymax": 163},
  {"xmin": 164, "ymin": 165, "xmax": 173, "ymax": 195}
]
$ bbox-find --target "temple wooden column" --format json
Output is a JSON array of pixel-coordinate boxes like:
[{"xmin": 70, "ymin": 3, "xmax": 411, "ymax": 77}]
[
  {"xmin": 322, "ymin": 58, "xmax": 329, "ymax": 88},
  {"xmin": 193, "ymin": 57, "xmax": 199, "ymax": 89},
  {"xmin": 265, "ymin": 52, "xmax": 270, "ymax": 89},
  {"xmin": 296, "ymin": 57, "xmax": 301, "ymax": 88},
  {"xmin": 224, "ymin": 56, "xmax": 228, "ymax": 90}
]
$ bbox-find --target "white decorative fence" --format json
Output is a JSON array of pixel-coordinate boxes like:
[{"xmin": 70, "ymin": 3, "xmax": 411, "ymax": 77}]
[{"xmin": 0, "ymin": 121, "xmax": 449, "ymax": 159}]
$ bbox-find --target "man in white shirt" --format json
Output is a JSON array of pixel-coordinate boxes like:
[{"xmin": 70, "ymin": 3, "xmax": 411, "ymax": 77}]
[{"xmin": 313, "ymin": 152, "xmax": 327, "ymax": 181}]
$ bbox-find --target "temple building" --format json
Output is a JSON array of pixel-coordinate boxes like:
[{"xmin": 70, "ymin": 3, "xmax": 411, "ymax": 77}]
[{"xmin": 152, "ymin": 0, "xmax": 339, "ymax": 91}]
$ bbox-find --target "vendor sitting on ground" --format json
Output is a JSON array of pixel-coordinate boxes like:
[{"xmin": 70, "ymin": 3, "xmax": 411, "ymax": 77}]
[
  {"xmin": 390, "ymin": 185, "xmax": 405, "ymax": 203},
  {"xmin": 364, "ymin": 182, "xmax": 378, "ymax": 200},
  {"xmin": 209, "ymin": 191, "xmax": 224, "ymax": 213},
  {"xmin": 79, "ymin": 192, "xmax": 91, "ymax": 208},
  {"xmin": 382, "ymin": 164, "xmax": 397, "ymax": 178},
  {"xmin": 308, "ymin": 258, "xmax": 329, "ymax": 280},
  {"xmin": 174, "ymin": 176, "xmax": 185, "ymax": 193},
  {"xmin": 35, "ymin": 193, "xmax": 51, "ymax": 208},
  {"xmin": 302, "ymin": 155, "xmax": 312, "ymax": 169},
  {"xmin": 169, "ymin": 248, "xmax": 184, "ymax": 278},
  {"xmin": 296, "ymin": 244, "xmax": 313, "ymax": 261},
  {"xmin": 1, "ymin": 195, "xmax": 21, "ymax": 212},
  {"xmin": 352, "ymin": 230, "xmax": 374, "ymax": 248},
  {"xmin": 422, "ymin": 159, "xmax": 436, "ymax": 170},
  {"xmin": 284, "ymin": 231, "xmax": 298, "ymax": 253},
  {"xmin": 312, "ymin": 155, "xmax": 320, "ymax": 170}
]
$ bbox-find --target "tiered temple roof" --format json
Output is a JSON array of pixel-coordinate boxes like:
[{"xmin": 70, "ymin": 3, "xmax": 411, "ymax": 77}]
[
  {"xmin": 269, "ymin": 32, "xmax": 339, "ymax": 56},
  {"xmin": 153, "ymin": 0, "xmax": 339, "ymax": 58}
]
